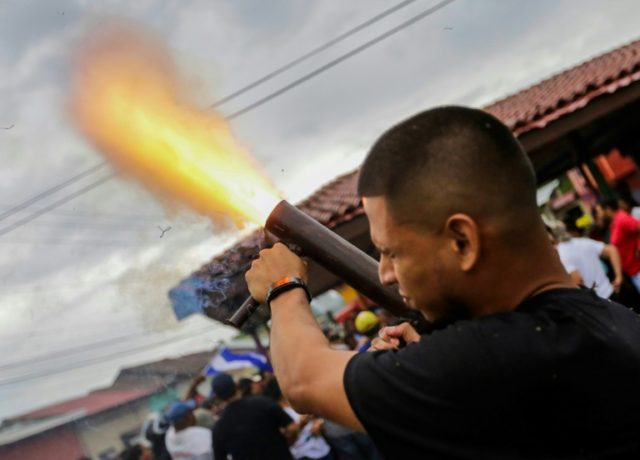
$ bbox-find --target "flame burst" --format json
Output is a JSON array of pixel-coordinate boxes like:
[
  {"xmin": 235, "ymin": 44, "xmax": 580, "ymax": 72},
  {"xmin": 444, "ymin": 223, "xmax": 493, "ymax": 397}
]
[{"xmin": 70, "ymin": 23, "xmax": 280, "ymax": 226}]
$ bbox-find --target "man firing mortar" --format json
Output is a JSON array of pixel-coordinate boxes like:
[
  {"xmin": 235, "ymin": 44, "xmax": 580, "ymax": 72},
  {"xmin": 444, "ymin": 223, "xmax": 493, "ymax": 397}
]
[{"xmin": 246, "ymin": 106, "xmax": 640, "ymax": 458}]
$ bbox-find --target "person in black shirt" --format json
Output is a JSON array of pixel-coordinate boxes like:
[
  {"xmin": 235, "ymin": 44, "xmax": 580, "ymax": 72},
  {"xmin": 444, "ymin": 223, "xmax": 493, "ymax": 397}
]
[
  {"xmin": 142, "ymin": 413, "xmax": 171, "ymax": 460},
  {"xmin": 245, "ymin": 106, "xmax": 640, "ymax": 458},
  {"xmin": 211, "ymin": 372, "xmax": 294, "ymax": 460}
]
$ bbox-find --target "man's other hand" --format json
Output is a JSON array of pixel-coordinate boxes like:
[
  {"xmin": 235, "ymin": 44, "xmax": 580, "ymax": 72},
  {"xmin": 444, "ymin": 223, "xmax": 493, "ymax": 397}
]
[
  {"xmin": 368, "ymin": 322, "xmax": 420, "ymax": 351},
  {"xmin": 245, "ymin": 243, "xmax": 308, "ymax": 303}
]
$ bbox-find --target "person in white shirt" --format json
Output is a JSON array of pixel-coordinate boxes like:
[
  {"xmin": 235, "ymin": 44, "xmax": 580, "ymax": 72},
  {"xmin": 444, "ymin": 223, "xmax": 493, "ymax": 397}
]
[
  {"xmin": 164, "ymin": 400, "xmax": 213, "ymax": 460},
  {"xmin": 263, "ymin": 378, "xmax": 334, "ymax": 460},
  {"xmin": 553, "ymin": 216, "xmax": 623, "ymax": 300}
]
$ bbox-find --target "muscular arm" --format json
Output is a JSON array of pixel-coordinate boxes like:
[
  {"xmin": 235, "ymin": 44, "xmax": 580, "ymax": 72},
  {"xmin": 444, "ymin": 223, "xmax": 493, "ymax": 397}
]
[
  {"xmin": 245, "ymin": 243, "xmax": 363, "ymax": 431},
  {"xmin": 269, "ymin": 289, "xmax": 362, "ymax": 431}
]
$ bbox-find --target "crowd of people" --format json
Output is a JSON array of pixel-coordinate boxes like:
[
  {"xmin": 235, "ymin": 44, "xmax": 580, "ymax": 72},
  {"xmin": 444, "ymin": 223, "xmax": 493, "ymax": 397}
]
[
  {"xmin": 118, "ymin": 309, "xmax": 388, "ymax": 460},
  {"xmin": 548, "ymin": 193, "xmax": 640, "ymax": 312}
]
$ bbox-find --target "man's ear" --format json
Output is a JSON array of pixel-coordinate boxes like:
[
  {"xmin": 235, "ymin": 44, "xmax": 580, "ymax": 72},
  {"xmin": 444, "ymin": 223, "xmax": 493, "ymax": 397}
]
[{"xmin": 444, "ymin": 213, "xmax": 480, "ymax": 272}]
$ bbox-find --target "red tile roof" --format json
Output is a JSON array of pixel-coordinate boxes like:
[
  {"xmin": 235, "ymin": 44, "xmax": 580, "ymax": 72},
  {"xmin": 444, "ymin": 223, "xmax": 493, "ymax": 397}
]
[
  {"xmin": 485, "ymin": 38, "xmax": 640, "ymax": 135},
  {"xmin": 295, "ymin": 171, "xmax": 363, "ymax": 228},
  {"xmin": 16, "ymin": 388, "xmax": 154, "ymax": 420},
  {"xmin": 173, "ymin": 37, "xmax": 640, "ymax": 322},
  {"xmin": 294, "ymin": 39, "xmax": 640, "ymax": 226},
  {"xmin": 280, "ymin": 38, "xmax": 640, "ymax": 229},
  {"xmin": 11, "ymin": 351, "xmax": 215, "ymax": 422}
]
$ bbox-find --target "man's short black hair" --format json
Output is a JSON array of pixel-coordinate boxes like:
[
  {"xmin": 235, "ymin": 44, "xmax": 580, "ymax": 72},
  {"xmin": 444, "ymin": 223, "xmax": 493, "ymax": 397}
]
[
  {"xmin": 212, "ymin": 373, "xmax": 237, "ymax": 401},
  {"xmin": 358, "ymin": 106, "xmax": 537, "ymax": 230}
]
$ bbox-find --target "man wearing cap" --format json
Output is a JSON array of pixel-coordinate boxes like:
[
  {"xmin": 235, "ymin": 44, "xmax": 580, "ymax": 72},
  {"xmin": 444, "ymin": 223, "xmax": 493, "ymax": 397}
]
[
  {"xmin": 211, "ymin": 372, "xmax": 295, "ymax": 460},
  {"xmin": 246, "ymin": 106, "xmax": 640, "ymax": 458},
  {"xmin": 164, "ymin": 400, "xmax": 213, "ymax": 460}
]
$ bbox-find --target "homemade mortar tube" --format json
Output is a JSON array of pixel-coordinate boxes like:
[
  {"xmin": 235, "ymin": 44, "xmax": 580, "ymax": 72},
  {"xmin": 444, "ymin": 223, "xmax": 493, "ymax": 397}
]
[{"xmin": 227, "ymin": 200, "xmax": 412, "ymax": 328}]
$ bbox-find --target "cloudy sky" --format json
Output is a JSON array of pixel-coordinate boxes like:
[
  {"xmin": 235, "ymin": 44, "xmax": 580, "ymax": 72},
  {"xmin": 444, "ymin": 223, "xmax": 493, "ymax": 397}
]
[{"xmin": 1, "ymin": 0, "xmax": 640, "ymax": 420}]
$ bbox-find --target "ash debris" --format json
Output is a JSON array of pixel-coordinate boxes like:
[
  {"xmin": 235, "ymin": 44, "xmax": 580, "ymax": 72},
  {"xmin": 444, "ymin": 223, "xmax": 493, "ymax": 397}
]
[{"xmin": 168, "ymin": 230, "xmax": 270, "ymax": 331}]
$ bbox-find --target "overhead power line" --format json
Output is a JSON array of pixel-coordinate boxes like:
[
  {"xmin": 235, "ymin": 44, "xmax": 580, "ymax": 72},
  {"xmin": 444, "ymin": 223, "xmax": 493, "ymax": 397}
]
[
  {"xmin": 0, "ymin": 162, "xmax": 108, "ymax": 223},
  {"xmin": 226, "ymin": 0, "xmax": 455, "ymax": 119},
  {"xmin": 0, "ymin": 174, "xmax": 113, "ymax": 237},
  {"xmin": 210, "ymin": 0, "xmax": 418, "ymax": 107},
  {"xmin": 0, "ymin": 203, "xmax": 169, "ymax": 221},
  {"xmin": 0, "ymin": 0, "xmax": 455, "ymax": 238},
  {"xmin": 0, "ymin": 1, "xmax": 418, "ymax": 230}
]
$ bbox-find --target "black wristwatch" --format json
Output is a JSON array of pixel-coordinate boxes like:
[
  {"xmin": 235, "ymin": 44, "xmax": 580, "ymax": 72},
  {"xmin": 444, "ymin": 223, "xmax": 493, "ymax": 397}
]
[{"xmin": 266, "ymin": 276, "xmax": 312, "ymax": 309}]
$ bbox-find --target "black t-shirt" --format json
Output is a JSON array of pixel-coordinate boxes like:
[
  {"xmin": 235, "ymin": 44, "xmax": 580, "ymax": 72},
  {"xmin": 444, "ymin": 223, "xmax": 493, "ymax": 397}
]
[
  {"xmin": 344, "ymin": 288, "xmax": 640, "ymax": 459},
  {"xmin": 212, "ymin": 395, "xmax": 294, "ymax": 460}
]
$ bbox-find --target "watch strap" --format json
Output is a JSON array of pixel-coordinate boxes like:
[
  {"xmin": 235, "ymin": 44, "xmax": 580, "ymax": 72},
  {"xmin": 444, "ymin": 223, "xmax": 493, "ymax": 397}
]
[{"xmin": 266, "ymin": 276, "xmax": 312, "ymax": 309}]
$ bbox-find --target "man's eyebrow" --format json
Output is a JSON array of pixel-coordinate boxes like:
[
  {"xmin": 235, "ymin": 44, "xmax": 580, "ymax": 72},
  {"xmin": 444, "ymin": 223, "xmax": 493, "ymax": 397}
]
[
  {"xmin": 370, "ymin": 235, "xmax": 383, "ymax": 250},
  {"xmin": 372, "ymin": 239, "xmax": 389, "ymax": 253}
]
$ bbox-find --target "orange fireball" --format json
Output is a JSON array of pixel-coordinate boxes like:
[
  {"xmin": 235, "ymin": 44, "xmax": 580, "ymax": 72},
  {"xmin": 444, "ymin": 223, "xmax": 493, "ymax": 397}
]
[{"xmin": 70, "ymin": 23, "xmax": 280, "ymax": 226}]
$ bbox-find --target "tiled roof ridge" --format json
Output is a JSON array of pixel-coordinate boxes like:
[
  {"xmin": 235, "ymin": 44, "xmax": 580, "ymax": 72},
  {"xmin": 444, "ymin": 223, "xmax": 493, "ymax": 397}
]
[
  {"xmin": 484, "ymin": 38, "xmax": 640, "ymax": 132},
  {"xmin": 293, "ymin": 40, "xmax": 640, "ymax": 210},
  {"xmin": 487, "ymin": 38, "xmax": 640, "ymax": 106},
  {"xmin": 297, "ymin": 169, "xmax": 359, "ymax": 208}
]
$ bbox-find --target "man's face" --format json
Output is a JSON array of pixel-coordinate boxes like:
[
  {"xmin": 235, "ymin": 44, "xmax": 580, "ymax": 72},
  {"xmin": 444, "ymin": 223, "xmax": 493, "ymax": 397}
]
[{"xmin": 363, "ymin": 196, "xmax": 450, "ymax": 322}]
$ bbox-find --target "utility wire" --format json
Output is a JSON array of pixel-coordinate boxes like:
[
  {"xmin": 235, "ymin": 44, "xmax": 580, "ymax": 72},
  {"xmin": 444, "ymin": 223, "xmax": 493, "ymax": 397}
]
[
  {"xmin": 0, "ymin": 0, "xmax": 418, "ymax": 229},
  {"xmin": 0, "ymin": 174, "xmax": 113, "ymax": 237},
  {"xmin": 0, "ymin": 0, "xmax": 454, "ymax": 238},
  {"xmin": 0, "ymin": 162, "xmax": 108, "ymax": 223},
  {"xmin": 226, "ymin": 0, "xmax": 455, "ymax": 119},
  {"xmin": 210, "ymin": 0, "xmax": 418, "ymax": 107},
  {"xmin": 0, "ymin": 326, "xmax": 217, "ymax": 386},
  {"xmin": 0, "ymin": 204, "xmax": 170, "ymax": 222}
]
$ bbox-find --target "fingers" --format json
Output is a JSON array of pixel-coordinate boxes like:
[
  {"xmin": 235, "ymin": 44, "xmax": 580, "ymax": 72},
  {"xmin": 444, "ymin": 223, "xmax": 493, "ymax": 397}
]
[
  {"xmin": 245, "ymin": 243, "xmax": 308, "ymax": 303},
  {"xmin": 245, "ymin": 264, "xmax": 268, "ymax": 303},
  {"xmin": 379, "ymin": 322, "xmax": 421, "ymax": 344},
  {"xmin": 367, "ymin": 336, "xmax": 399, "ymax": 352}
]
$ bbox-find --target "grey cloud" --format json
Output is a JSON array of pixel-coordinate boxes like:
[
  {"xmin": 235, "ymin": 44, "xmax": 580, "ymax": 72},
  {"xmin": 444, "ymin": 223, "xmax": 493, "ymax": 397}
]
[
  {"xmin": 0, "ymin": 0, "xmax": 83, "ymax": 60},
  {"xmin": 2, "ymin": 0, "xmax": 640, "ymax": 420}
]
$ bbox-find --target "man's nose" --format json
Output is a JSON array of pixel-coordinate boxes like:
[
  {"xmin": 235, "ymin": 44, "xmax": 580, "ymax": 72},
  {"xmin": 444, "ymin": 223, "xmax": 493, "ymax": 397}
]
[{"xmin": 378, "ymin": 255, "xmax": 397, "ymax": 285}]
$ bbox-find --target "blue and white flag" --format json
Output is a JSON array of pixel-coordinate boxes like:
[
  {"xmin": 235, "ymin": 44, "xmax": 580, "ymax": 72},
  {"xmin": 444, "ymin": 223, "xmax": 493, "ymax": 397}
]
[{"xmin": 204, "ymin": 347, "xmax": 272, "ymax": 375}]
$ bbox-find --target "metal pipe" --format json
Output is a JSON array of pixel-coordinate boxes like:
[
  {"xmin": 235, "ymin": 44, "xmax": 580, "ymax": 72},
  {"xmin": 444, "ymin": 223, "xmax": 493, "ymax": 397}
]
[{"xmin": 227, "ymin": 200, "xmax": 412, "ymax": 328}]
